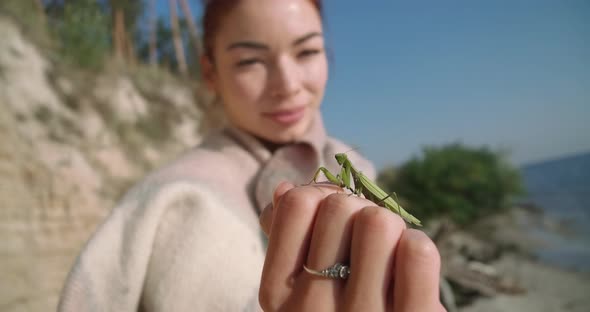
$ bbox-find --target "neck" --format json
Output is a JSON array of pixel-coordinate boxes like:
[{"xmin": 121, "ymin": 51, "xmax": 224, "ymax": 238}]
[{"xmin": 255, "ymin": 136, "xmax": 289, "ymax": 154}]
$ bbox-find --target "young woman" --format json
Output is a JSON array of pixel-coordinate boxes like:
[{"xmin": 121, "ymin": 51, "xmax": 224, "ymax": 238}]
[{"xmin": 58, "ymin": 0, "xmax": 445, "ymax": 311}]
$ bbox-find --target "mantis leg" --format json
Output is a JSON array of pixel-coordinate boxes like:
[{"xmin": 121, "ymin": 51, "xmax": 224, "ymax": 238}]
[
  {"xmin": 340, "ymin": 163, "xmax": 352, "ymax": 190},
  {"xmin": 382, "ymin": 192, "xmax": 403, "ymax": 215},
  {"xmin": 375, "ymin": 192, "xmax": 395, "ymax": 206},
  {"xmin": 354, "ymin": 183, "xmax": 363, "ymax": 197},
  {"xmin": 309, "ymin": 167, "xmax": 343, "ymax": 186}
]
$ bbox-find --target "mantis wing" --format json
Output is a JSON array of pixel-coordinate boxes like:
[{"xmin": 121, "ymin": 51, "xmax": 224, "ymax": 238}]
[{"xmin": 357, "ymin": 173, "xmax": 422, "ymax": 226}]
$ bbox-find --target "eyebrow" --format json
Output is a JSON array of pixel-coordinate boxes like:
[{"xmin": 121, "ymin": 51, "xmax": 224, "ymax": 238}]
[
  {"xmin": 226, "ymin": 32, "xmax": 323, "ymax": 51},
  {"xmin": 293, "ymin": 32, "xmax": 323, "ymax": 46}
]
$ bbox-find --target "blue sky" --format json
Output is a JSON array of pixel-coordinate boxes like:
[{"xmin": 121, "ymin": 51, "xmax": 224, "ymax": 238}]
[{"xmin": 158, "ymin": 1, "xmax": 589, "ymax": 169}]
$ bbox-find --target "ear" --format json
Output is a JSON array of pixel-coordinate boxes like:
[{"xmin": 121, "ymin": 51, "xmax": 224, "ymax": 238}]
[{"xmin": 200, "ymin": 54, "xmax": 217, "ymax": 93}]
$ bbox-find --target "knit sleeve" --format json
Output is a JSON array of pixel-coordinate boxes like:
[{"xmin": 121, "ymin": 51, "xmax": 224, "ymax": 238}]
[
  {"xmin": 139, "ymin": 182, "xmax": 264, "ymax": 311},
  {"xmin": 58, "ymin": 181, "xmax": 264, "ymax": 312}
]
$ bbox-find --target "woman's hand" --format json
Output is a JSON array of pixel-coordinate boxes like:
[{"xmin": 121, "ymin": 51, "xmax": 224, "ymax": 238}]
[{"xmin": 259, "ymin": 181, "xmax": 446, "ymax": 312}]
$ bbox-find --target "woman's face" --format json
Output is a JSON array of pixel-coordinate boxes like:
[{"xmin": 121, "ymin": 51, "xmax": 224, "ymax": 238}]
[{"xmin": 204, "ymin": 0, "xmax": 328, "ymax": 143}]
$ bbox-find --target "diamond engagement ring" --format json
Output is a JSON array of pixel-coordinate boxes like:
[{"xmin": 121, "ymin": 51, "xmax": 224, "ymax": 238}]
[{"xmin": 303, "ymin": 263, "xmax": 351, "ymax": 279}]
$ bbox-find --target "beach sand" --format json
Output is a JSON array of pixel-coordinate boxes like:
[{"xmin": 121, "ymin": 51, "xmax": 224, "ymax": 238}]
[
  {"xmin": 460, "ymin": 254, "xmax": 590, "ymax": 312},
  {"xmin": 455, "ymin": 206, "xmax": 590, "ymax": 312}
]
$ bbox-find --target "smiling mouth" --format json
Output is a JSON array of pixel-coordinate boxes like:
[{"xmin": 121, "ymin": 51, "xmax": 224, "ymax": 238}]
[{"xmin": 263, "ymin": 106, "xmax": 306, "ymax": 125}]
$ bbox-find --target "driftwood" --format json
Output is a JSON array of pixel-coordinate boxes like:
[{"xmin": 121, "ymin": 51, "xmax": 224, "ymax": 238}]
[
  {"xmin": 427, "ymin": 217, "xmax": 527, "ymax": 309},
  {"xmin": 445, "ymin": 260, "xmax": 526, "ymax": 297}
]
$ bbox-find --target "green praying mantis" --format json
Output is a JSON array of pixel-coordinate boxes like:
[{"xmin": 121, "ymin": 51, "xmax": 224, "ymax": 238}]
[{"xmin": 310, "ymin": 153, "xmax": 422, "ymax": 226}]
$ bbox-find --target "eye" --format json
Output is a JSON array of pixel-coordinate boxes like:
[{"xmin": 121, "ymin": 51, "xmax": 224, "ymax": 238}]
[
  {"xmin": 236, "ymin": 58, "xmax": 261, "ymax": 67},
  {"xmin": 298, "ymin": 49, "xmax": 322, "ymax": 58}
]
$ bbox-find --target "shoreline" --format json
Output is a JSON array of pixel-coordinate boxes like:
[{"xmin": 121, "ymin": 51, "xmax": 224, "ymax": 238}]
[
  {"xmin": 431, "ymin": 205, "xmax": 590, "ymax": 312},
  {"xmin": 492, "ymin": 204, "xmax": 590, "ymax": 274},
  {"xmin": 460, "ymin": 253, "xmax": 590, "ymax": 312}
]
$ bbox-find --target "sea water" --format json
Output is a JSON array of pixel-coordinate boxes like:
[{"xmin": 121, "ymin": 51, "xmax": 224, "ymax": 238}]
[{"xmin": 520, "ymin": 152, "xmax": 590, "ymax": 272}]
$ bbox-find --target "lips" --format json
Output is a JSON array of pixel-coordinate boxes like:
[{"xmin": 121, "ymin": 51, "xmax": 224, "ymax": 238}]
[{"xmin": 263, "ymin": 106, "xmax": 306, "ymax": 125}]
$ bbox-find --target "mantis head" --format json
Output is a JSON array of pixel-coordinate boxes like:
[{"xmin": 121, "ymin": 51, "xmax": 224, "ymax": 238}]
[{"xmin": 334, "ymin": 153, "xmax": 348, "ymax": 165}]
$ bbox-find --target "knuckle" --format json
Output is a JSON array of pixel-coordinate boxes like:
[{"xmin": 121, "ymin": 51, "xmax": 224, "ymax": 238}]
[
  {"xmin": 276, "ymin": 186, "xmax": 318, "ymax": 218},
  {"xmin": 320, "ymin": 193, "xmax": 356, "ymax": 215},
  {"xmin": 402, "ymin": 230, "xmax": 440, "ymax": 263},
  {"xmin": 357, "ymin": 206, "xmax": 406, "ymax": 235},
  {"xmin": 317, "ymin": 195, "xmax": 346, "ymax": 220},
  {"xmin": 323, "ymin": 192, "xmax": 348, "ymax": 206},
  {"xmin": 318, "ymin": 192, "xmax": 377, "ymax": 221}
]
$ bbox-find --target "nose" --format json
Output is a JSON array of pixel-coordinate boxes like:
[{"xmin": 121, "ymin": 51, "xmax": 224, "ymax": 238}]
[{"xmin": 269, "ymin": 56, "xmax": 301, "ymax": 98}]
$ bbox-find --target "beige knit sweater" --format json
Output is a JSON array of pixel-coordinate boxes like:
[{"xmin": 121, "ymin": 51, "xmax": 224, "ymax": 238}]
[{"xmin": 58, "ymin": 115, "xmax": 375, "ymax": 312}]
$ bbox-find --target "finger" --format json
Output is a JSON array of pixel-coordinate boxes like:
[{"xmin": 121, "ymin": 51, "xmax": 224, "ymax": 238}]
[
  {"xmin": 259, "ymin": 184, "xmax": 341, "ymax": 309},
  {"xmin": 345, "ymin": 206, "xmax": 405, "ymax": 311},
  {"xmin": 393, "ymin": 229, "xmax": 442, "ymax": 312},
  {"xmin": 260, "ymin": 181, "xmax": 295, "ymax": 236},
  {"xmin": 259, "ymin": 202, "xmax": 273, "ymax": 237},
  {"xmin": 273, "ymin": 181, "xmax": 295, "ymax": 207},
  {"xmin": 302, "ymin": 194, "xmax": 373, "ymax": 309},
  {"xmin": 307, "ymin": 194, "xmax": 371, "ymax": 269}
]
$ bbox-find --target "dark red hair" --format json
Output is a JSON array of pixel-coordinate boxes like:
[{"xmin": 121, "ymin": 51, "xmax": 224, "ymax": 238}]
[{"xmin": 201, "ymin": 0, "xmax": 323, "ymax": 60}]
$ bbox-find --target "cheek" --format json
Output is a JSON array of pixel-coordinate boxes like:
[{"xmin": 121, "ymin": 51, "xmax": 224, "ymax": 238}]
[
  {"xmin": 227, "ymin": 68, "xmax": 267, "ymax": 103},
  {"xmin": 304, "ymin": 58, "xmax": 328, "ymax": 93}
]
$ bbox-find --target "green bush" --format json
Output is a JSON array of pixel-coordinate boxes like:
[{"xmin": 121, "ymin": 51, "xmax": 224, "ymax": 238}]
[
  {"xmin": 0, "ymin": 0, "xmax": 52, "ymax": 48},
  {"xmin": 377, "ymin": 143, "xmax": 524, "ymax": 225},
  {"xmin": 53, "ymin": 0, "xmax": 111, "ymax": 69}
]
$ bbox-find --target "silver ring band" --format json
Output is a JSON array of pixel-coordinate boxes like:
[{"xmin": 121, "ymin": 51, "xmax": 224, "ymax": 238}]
[{"xmin": 303, "ymin": 263, "xmax": 350, "ymax": 279}]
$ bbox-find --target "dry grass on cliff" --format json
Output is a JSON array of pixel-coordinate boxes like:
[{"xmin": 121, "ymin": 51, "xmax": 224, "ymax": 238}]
[{"xmin": 0, "ymin": 13, "xmax": 209, "ymax": 311}]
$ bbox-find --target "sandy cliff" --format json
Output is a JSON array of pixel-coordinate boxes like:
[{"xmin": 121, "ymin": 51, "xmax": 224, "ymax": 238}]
[{"xmin": 0, "ymin": 16, "xmax": 206, "ymax": 311}]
